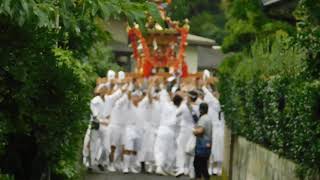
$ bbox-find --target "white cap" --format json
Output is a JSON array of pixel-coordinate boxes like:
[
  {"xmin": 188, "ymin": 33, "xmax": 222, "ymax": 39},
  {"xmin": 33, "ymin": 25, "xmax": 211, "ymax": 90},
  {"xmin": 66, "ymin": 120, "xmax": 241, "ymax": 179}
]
[
  {"xmin": 171, "ymin": 85, "xmax": 179, "ymax": 93},
  {"xmin": 167, "ymin": 76, "xmax": 175, "ymax": 82},
  {"xmin": 132, "ymin": 90, "xmax": 143, "ymax": 97},
  {"xmin": 203, "ymin": 69, "xmax": 210, "ymax": 80},
  {"xmin": 118, "ymin": 71, "xmax": 125, "ymax": 80},
  {"xmin": 107, "ymin": 70, "xmax": 116, "ymax": 80}
]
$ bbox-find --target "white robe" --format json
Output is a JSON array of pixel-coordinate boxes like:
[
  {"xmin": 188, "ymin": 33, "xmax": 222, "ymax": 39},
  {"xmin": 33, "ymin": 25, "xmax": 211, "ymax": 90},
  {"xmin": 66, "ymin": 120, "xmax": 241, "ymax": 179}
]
[
  {"xmin": 202, "ymin": 86, "xmax": 225, "ymax": 162},
  {"xmin": 108, "ymin": 94, "xmax": 129, "ymax": 162},
  {"xmin": 154, "ymin": 91, "xmax": 179, "ymax": 168},
  {"xmin": 123, "ymin": 100, "xmax": 145, "ymax": 152},
  {"xmin": 99, "ymin": 89, "xmax": 122, "ymax": 154},
  {"xmin": 176, "ymin": 102, "xmax": 195, "ymax": 171},
  {"xmin": 83, "ymin": 96, "xmax": 106, "ymax": 166},
  {"xmin": 140, "ymin": 99, "xmax": 161, "ymax": 162},
  {"xmin": 136, "ymin": 96, "xmax": 153, "ymax": 162}
]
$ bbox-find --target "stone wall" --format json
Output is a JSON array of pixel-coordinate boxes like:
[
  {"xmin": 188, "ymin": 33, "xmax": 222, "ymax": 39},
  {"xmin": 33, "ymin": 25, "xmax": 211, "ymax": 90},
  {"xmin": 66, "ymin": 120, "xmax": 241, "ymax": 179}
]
[{"xmin": 230, "ymin": 136, "xmax": 299, "ymax": 180}]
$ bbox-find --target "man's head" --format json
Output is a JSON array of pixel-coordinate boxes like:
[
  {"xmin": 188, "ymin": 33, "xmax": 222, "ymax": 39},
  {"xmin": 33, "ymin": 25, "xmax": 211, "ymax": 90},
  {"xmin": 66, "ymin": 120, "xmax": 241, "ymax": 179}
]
[
  {"xmin": 187, "ymin": 90, "xmax": 198, "ymax": 103},
  {"xmin": 199, "ymin": 102, "xmax": 208, "ymax": 116},
  {"xmin": 198, "ymin": 89, "xmax": 205, "ymax": 100},
  {"xmin": 131, "ymin": 90, "xmax": 143, "ymax": 106},
  {"xmin": 172, "ymin": 94, "xmax": 183, "ymax": 107}
]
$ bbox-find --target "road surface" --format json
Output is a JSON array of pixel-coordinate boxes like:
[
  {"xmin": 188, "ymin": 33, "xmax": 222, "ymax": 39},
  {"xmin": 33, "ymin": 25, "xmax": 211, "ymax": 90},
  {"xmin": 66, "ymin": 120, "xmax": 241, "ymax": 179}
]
[{"xmin": 86, "ymin": 172, "xmax": 223, "ymax": 180}]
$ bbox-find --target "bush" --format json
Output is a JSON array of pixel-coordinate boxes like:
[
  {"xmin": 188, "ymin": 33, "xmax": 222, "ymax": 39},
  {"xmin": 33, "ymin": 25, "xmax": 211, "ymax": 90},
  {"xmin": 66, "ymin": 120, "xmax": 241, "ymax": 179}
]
[
  {"xmin": 221, "ymin": 0, "xmax": 294, "ymax": 52},
  {"xmin": 0, "ymin": 0, "xmax": 157, "ymax": 179},
  {"xmin": 218, "ymin": 38, "xmax": 320, "ymax": 178}
]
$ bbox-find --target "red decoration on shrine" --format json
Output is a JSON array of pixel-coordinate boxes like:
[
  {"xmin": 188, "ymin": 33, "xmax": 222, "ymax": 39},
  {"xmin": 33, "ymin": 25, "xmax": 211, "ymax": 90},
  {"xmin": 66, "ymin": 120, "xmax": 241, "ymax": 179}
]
[{"xmin": 128, "ymin": 0, "xmax": 189, "ymax": 77}]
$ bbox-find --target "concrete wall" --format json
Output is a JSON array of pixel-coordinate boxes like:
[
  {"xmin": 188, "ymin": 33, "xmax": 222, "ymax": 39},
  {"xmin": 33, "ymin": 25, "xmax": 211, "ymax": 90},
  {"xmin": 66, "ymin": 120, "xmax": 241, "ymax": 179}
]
[
  {"xmin": 185, "ymin": 46, "xmax": 198, "ymax": 73},
  {"xmin": 229, "ymin": 136, "xmax": 299, "ymax": 180}
]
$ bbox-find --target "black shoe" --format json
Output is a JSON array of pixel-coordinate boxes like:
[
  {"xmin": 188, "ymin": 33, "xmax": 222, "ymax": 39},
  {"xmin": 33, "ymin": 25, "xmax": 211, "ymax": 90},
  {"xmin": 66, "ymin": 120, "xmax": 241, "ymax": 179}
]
[
  {"xmin": 98, "ymin": 164, "xmax": 105, "ymax": 171},
  {"xmin": 87, "ymin": 167, "xmax": 93, "ymax": 172}
]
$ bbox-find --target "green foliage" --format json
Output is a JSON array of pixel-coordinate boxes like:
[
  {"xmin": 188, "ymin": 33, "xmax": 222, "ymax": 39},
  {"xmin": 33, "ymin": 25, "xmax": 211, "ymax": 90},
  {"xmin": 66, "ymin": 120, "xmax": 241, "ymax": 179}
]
[
  {"xmin": 168, "ymin": 0, "xmax": 226, "ymax": 44},
  {"xmin": 221, "ymin": 0, "xmax": 294, "ymax": 52},
  {"xmin": 190, "ymin": 12, "xmax": 226, "ymax": 44},
  {"xmin": 294, "ymin": 0, "xmax": 320, "ymax": 78},
  {"xmin": 0, "ymin": 174, "xmax": 14, "ymax": 180},
  {"xmin": 219, "ymin": 1, "xmax": 320, "ymax": 178},
  {"xmin": 85, "ymin": 42, "xmax": 122, "ymax": 81},
  {"xmin": 218, "ymin": 37, "xmax": 320, "ymax": 178},
  {"xmin": 0, "ymin": 0, "xmax": 157, "ymax": 179}
]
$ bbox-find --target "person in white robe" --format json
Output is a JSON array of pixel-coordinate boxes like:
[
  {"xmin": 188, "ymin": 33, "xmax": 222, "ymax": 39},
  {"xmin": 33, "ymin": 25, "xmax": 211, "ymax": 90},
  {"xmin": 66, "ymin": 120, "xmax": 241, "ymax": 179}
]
[
  {"xmin": 82, "ymin": 86, "xmax": 109, "ymax": 170},
  {"xmin": 202, "ymin": 85, "xmax": 224, "ymax": 176},
  {"xmin": 122, "ymin": 90, "xmax": 144, "ymax": 174},
  {"xmin": 154, "ymin": 90, "xmax": 182, "ymax": 176},
  {"xmin": 104, "ymin": 87, "xmax": 125, "ymax": 172},
  {"xmin": 107, "ymin": 71, "xmax": 127, "ymax": 171},
  {"xmin": 140, "ymin": 90, "xmax": 161, "ymax": 173},
  {"xmin": 108, "ymin": 91, "xmax": 128, "ymax": 171},
  {"xmin": 175, "ymin": 90, "xmax": 199, "ymax": 177},
  {"xmin": 136, "ymin": 91, "xmax": 153, "ymax": 172}
]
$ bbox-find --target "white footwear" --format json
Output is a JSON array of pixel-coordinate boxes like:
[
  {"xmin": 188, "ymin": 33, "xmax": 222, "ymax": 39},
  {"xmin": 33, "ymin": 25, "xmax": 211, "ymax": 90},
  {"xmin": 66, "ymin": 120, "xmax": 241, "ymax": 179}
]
[
  {"xmin": 147, "ymin": 165, "xmax": 154, "ymax": 173},
  {"xmin": 208, "ymin": 167, "xmax": 213, "ymax": 175},
  {"xmin": 156, "ymin": 167, "xmax": 167, "ymax": 176},
  {"xmin": 115, "ymin": 161, "xmax": 123, "ymax": 171},
  {"xmin": 108, "ymin": 163, "xmax": 116, "ymax": 172},
  {"xmin": 130, "ymin": 167, "xmax": 139, "ymax": 174},
  {"xmin": 213, "ymin": 167, "xmax": 218, "ymax": 175},
  {"xmin": 123, "ymin": 168, "xmax": 129, "ymax": 174},
  {"xmin": 175, "ymin": 169, "xmax": 184, "ymax": 177},
  {"xmin": 184, "ymin": 168, "xmax": 189, "ymax": 175},
  {"xmin": 189, "ymin": 169, "xmax": 195, "ymax": 179},
  {"xmin": 123, "ymin": 155, "xmax": 130, "ymax": 172}
]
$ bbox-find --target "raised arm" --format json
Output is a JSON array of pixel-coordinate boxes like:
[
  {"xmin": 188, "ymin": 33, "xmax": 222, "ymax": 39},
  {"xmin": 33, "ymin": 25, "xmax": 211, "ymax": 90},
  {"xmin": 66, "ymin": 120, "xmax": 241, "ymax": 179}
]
[
  {"xmin": 115, "ymin": 93, "xmax": 129, "ymax": 108},
  {"xmin": 202, "ymin": 86, "xmax": 220, "ymax": 112}
]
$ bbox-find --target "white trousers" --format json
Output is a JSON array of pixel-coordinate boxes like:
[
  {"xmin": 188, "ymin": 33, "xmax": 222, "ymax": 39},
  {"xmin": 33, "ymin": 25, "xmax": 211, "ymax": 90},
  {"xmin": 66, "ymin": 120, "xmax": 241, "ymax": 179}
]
[
  {"xmin": 82, "ymin": 127, "xmax": 104, "ymax": 167},
  {"xmin": 154, "ymin": 126, "xmax": 176, "ymax": 168},
  {"xmin": 211, "ymin": 126, "xmax": 224, "ymax": 162},
  {"xmin": 139, "ymin": 126, "xmax": 157, "ymax": 162},
  {"xmin": 176, "ymin": 126, "xmax": 194, "ymax": 171},
  {"xmin": 123, "ymin": 125, "xmax": 141, "ymax": 151},
  {"xmin": 109, "ymin": 124, "xmax": 125, "ymax": 147}
]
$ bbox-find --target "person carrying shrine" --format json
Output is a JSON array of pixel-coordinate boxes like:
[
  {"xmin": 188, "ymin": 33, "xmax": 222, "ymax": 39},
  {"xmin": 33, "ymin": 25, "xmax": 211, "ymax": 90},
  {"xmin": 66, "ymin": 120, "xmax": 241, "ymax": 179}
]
[
  {"xmin": 122, "ymin": 89, "xmax": 146, "ymax": 174},
  {"xmin": 82, "ymin": 84, "xmax": 110, "ymax": 171},
  {"xmin": 154, "ymin": 86, "xmax": 183, "ymax": 176},
  {"xmin": 175, "ymin": 90, "xmax": 199, "ymax": 177},
  {"xmin": 107, "ymin": 71, "xmax": 128, "ymax": 171},
  {"xmin": 201, "ymin": 80, "xmax": 224, "ymax": 176}
]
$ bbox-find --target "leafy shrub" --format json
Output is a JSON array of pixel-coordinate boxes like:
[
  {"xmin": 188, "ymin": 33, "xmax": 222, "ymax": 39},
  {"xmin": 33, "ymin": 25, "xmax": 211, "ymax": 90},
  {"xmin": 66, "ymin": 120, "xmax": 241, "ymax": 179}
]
[
  {"xmin": 0, "ymin": 0, "xmax": 159, "ymax": 179},
  {"xmin": 221, "ymin": 0, "xmax": 294, "ymax": 52},
  {"xmin": 218, "ymin": 38, "xmax": 320, "ymax": 178}
]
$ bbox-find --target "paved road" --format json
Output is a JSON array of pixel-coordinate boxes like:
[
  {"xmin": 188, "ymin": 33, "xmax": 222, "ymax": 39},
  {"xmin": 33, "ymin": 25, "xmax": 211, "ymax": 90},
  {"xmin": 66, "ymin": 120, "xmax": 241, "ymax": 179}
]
[
  {"xmin": 86, "ymin": 172, "xmax": 224, "ymax": 180},
  {"xmin": 86, "ymin": 172, "xmax": 190, "ymax": 180}
]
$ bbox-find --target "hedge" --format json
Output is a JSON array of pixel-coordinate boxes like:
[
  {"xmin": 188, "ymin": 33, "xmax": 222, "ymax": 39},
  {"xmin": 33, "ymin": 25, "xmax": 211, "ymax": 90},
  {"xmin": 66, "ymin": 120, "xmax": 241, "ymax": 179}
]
[{"xmin": 218, "ymin": 38, "xmax": 320, "ymax": 178}]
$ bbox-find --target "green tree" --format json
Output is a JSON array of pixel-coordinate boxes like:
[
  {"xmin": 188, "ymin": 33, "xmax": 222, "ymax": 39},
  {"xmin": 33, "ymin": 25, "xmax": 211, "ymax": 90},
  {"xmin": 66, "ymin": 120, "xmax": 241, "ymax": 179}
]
[
  {"xmin": 168, "ymin": 0, "xmax": 226, "ymax": 44},
  {"xmin": 0, "ymin": 0, "xmax": 160, "ymax": 179},
  {"xmin": 221, "ymin": 0, "xmax": 294, "ymax": 52},
  {"xmin": 294, "ymin": 0, "xmax": 320, "ymax": 78},
  {"xmin": 218, "ymin": 0, "xmax": 320, "ymax": 178}
]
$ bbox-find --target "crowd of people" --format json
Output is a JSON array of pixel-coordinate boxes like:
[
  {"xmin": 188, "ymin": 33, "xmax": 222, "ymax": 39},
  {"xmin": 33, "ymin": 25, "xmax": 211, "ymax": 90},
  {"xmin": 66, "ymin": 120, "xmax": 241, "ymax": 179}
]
[{"xmin": 82, "ymin": 70, "xmax": 225, "ymax": 180}]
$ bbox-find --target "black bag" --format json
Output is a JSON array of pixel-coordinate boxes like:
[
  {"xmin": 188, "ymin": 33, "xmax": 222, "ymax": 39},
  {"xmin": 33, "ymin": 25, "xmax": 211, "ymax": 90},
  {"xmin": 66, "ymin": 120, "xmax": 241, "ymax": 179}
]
[{"xmin": 91, "ymin": 116, "xmax": 100, "ymax": 130}]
